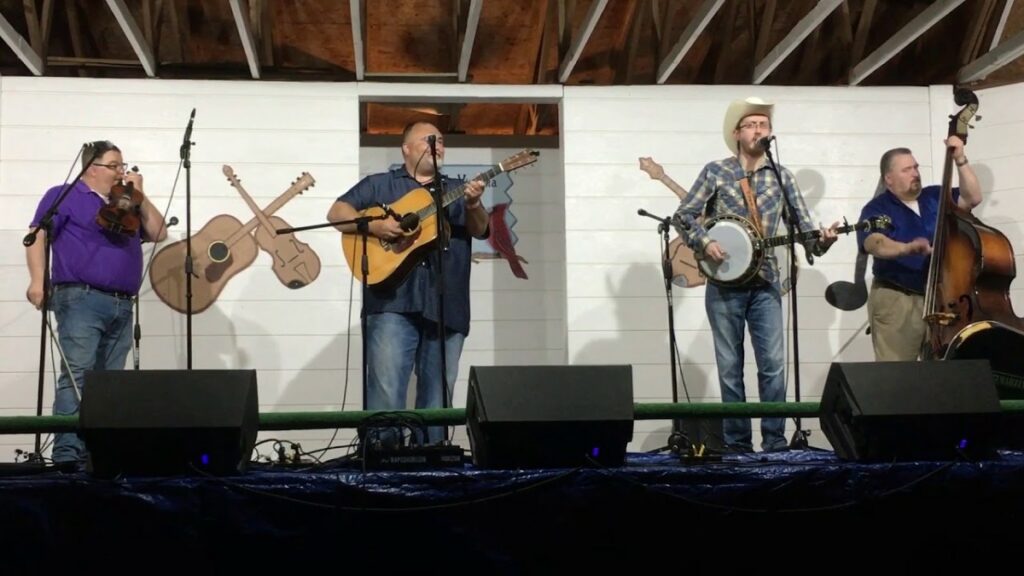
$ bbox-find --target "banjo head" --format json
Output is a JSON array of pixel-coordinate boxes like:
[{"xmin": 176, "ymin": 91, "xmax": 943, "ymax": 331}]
[{"xmin": 700, "ymin": 215, "xmax": 761, "ymax": 285}]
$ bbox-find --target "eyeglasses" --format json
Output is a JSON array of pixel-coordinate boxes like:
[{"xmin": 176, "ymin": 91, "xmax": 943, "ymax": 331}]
[
  {"xmin": 94, "ymin": 162, "xmax": 128, "ymax": 171},
  {"xmin": 738, "ymin": 121, "xmax": 771, "ymax": 131}
]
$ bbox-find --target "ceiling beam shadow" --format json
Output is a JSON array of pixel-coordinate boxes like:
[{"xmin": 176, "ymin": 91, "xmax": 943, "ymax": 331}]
[
  {"xmin": 849, "ymin": 0, "xmax": 965, "ymax": 86},
  {"xmin": 753, "ymin": 0, "xmax": 843, "ymax": 84},
  {"xmin": 105, "ymin": 0, "xmax": 157, "ymax": 76}
]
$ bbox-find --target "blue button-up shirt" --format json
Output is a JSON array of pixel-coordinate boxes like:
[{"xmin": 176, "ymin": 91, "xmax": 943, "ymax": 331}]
[
  {"xmin": 672, "ymin": 156, "xmax": 819, "ymax": 285},
  {"xmin": 339, "ymin": 168, "xmax": 476, "ymax": 336},
  {"xmin": 857, "ymin": 184, "xmax": 959, "ymax": 294}
]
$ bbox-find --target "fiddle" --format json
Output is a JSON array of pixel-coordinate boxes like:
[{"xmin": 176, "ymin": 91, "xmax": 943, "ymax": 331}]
[{"xmin": 96, "ymin": 166, "xmax": 144, "ymax": 235}]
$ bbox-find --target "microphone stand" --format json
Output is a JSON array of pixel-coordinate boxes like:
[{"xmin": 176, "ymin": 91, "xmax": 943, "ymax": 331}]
[
  {"xmin": 180, "ymin": 109, "xmax": 196, "ymax": 369},
  {"xmin": 762, "ymin": 142, "xmax": 810, "ymax": 450},
  {"xmin": 637, "ymin": 208, "xmax": 688, "ymax": 454},
  {"xmin": 23, "ymin": 145, "xmax": 101, "ymax": 462},
  {"xmin": 427, "ymin": 137, "xmax": 450, "ymax": 445}
]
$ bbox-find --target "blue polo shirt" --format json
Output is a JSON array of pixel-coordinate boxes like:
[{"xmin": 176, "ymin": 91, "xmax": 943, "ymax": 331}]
[
  {"xmin": 30, "ymin": 181, "xmax": 144, "ymax": 295},
  {"xmin": 339, "ymin": 168, "xmax": 477, "ymax": 336},
  {"xmin": 857, "ymin": 184, "xmax": 959, "ymax": 294}
]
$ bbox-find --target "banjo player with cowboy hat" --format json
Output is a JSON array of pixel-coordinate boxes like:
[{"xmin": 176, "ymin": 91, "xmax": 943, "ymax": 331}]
[{"xmin": 668, "ymin": 96, "xmax": 839, "ymax": 453}]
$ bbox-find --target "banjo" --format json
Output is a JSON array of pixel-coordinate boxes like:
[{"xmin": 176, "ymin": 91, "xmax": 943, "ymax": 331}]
[{"xmin": 698, "ymin": 215, "xmax": 891, "ymax": 288}]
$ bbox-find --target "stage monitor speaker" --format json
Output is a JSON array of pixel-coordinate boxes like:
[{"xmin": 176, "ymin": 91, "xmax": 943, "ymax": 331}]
[
  {"xmin": 466, "ymin": 365, "xmax": 634, "ymax": 469},
  {"xmin": 80, "ymin": 369, "xmax": 259, "ymax": 477},
  {"xmin": 820, "ymin": 360, "xmax": 1000, "ymax": 462}
]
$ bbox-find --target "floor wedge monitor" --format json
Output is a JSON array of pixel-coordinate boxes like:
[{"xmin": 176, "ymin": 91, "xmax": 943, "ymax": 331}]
[
  {"xmin": 466, "ymin": 365, "xmax": 634, "ymax": 468},
  {"xmin": 820, "ymin": 360, "xmax": 1000, "ymax": 461},
  {"xmin": 80, "ymin": 369, "xmax": 259, "ymax": 477}
]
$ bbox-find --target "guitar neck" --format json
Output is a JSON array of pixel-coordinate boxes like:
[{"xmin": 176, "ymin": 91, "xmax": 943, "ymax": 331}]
[
  {"xmin": 761, "ymin": 223, "xmax": 858, "ymax": 249},
  {"xmin": 416, "ymin": 164, "xmax": 505, "ymax": 220}
]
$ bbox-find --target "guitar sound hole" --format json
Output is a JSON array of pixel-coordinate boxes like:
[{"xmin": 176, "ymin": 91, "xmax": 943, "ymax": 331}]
[{"xmin": 208, "ymin": 241, "xmax": 230, "ymax": 263}]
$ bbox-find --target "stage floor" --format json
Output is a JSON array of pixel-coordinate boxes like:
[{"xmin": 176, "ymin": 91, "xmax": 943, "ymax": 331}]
[{"xmin": 1, "ymin": 449, "xmax": 1021, "ymax": 572}]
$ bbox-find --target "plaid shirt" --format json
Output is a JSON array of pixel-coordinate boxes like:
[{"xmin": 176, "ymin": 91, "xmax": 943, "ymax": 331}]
[{"xmin": 672, "ymin": 156, "xmax": 819, "ymax": 285}]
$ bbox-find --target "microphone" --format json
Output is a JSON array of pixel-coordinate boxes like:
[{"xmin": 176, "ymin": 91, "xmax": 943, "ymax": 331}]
[
  {"xmin": 758, "ymin": 135, "xmax": 775, "ymax": 150},
  {"xmin": 168, "ymin": 216, "xmax": 179, "ymax": 227},
  {"xmin": 183, "ymin": 108, "xmax": 196, "ymax": 146},
  {"xmin": 380, "ymin": 204, "xmax": 420, "ymax": 232},
  {"xmin": 426, "ymin": 134, "xmax": 436, "ymax": 145}
]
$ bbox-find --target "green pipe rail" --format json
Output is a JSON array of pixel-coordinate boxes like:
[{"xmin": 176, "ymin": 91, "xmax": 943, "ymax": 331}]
[{"xmin": 2, "ymin": 400, "xmax": 1024, "ymax": 434}]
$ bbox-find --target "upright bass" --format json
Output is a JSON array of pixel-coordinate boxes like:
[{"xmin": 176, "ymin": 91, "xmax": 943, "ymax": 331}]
[{"xmin": 924, "ymin": 89, "xmax": 1024, "ymax": 395}]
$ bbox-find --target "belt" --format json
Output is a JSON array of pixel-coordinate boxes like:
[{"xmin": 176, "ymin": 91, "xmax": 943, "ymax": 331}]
[
  {"xmin": 873, "ymin": 278, "xmax": 923, "ymax": 297},
  {"xmin": 55, "ymin": 282, "xmax": 135, "ymax": 300}
]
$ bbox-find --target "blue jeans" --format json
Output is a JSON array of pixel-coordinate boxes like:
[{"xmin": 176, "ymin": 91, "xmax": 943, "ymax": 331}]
[
  {"xmin": 365, "ymin": 312, "xmax": 465, "ymax": 446},
  {"xmin": 705, "ymin": 281, "xmax": 787, "ymax": 452},
  {"xmin": 50, "ymin": 285, "xmax": 134, "ymax": 463}
]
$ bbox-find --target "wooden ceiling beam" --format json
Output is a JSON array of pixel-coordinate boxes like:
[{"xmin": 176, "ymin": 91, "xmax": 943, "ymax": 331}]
[
  {"xmin": 959, "ymin": 27, "xmax": 1024, "ymax": 82},
  {"xmin": 0, "ymin": 12, "xmax": 44, "ymax": 75},
  {"xmin": 753, "ymin": 0, "xmax": 843, "ymax": 84},
  {"xmin": 350, "ymin": 0, "xmax": 365, "ymax": 80},
  {"xmin": 229, "ymin": 0, "xmax": 261, "ymax": 79},
  {"xmin": 960, "ymin": 0, "xmax": 997, "ymax": 66},
  {"xmin": 754, "ymin": 0, "xmax": 777, "ymax": 63},
  {"xmin": 457, "ymin": 0, "xmax": 483, "ymax": 82},
  {"xmin": 105, "ymin": 0, "xmax": 157, "ymax": 76},
  {"xmin": 712, "ymin": 0, "xmax": 739, "ymax": 83},
  {"xmin": 22, "ymin": 0, "xmax": 42, "ymax": 54},
  {"xmin": 990, "ymin": 0, "xmax": 1016, "ymax": 50},
  {"xmin": 622, "ymin": 0, "xmax": 650, "ymax": 83},
  {"xmin": 558, "ymin": 0, "xmax": 609, "ymax": 82},
  {"xmin": 849, "ymin": 0, "xmax": 965, "ymax": 86},
  {"xmin": 850, "ymin": 0, "xmax": 876, "ymax": 66},
  {"xmin": 657, "ymin": 0, "xmax": 724, "ymax": 84}
]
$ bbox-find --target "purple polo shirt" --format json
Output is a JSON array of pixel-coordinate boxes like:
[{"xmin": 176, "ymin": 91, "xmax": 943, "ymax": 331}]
[{"xmin": 30, "ymin": 181, "xmax": 144, "ymax": 295}]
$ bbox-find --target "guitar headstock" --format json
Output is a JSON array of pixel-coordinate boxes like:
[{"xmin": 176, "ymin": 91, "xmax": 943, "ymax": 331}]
[
  {"xmin": 500, "ymin": 149, "xmax": 540, "ymax": 172},
  {"xmin": 865, "ymin": 215, "xmax": 892, "ymax": 232},
  {"xmin": 638, "ymin": 157, "xmax": 665, "ymax": 180},
  {"xmin": 222, "ymin": 165, "xmax": 241, "ymax": 186},
  {"xmin": 291, "ymin": 172, "xmax": 316, "ymax": 194},
  {"xmin": 948, "ymin": 88, "xmax": 980, "ymax": 143}
]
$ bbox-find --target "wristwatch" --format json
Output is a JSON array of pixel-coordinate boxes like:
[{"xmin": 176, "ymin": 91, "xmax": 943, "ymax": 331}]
[{"xmin": 955, "ymin": 156, "xmax": 969, "ymax": 167}]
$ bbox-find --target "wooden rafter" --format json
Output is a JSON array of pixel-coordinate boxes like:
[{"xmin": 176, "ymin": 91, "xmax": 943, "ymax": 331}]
[
  {"xmin": 753, "ymin": 0, "xmax": 843, "ymax": 84},
  {"xmin": 558, "ymin": 0, "xmax": 609, "ymax": 82},
  {"xmin": 657, "ymin": 0, "xmax": 725, "ymax": 84},
  {"xmin": 959, "ymin": 27, "xmax": 1024, "ymax": 82},
  {"xmin": 457, "ymin": 0, "xmax": 483, "ymax": 82},
  {"xmin": 712, "ymin": 0, "xmax": 739, "ymax": 83},
  {"xmin": 849, "ymin": 0, "xmax": 965, "ymax": 86},
  {"xmin": 960, "ymin": 0, "xmax": 998, "ymax": 66},
  {"xmin": 0, "ymin": 12, "xmax": 44, "ymax": 75},
  {"xmin": 229, "ymin": 0, "xmax": 261, "ymax": 79},
  {"xmin": 754, "ymin": 0, "xmax": 778, "ymax": 63},
  {"xmin": 350, "ymin": 0, "xmax": 364, "ymax": 80},
  {"xmin": 991, "ymin": 0, "xmax": 1015, "ymax": 50},
  {"xmin": 850, "ymin": 0, "xmax": 876, "ymax": 67},
  {"xmin": 622, "ymin": 0, "xmax": 651, "ymax": 83},
  {"xmin": 106, "ymin": 0, "xmax": 157, "ymax": 76}
]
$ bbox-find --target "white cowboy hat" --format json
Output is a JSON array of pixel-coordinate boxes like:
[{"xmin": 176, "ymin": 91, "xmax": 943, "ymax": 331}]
[{"xmin": 722, "ymin": 97, "xmax": 774, "ymax": 154}]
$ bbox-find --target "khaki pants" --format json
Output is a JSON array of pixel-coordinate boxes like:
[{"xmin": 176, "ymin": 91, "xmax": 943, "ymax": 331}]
[{"xmin": 868, "ymin": 280, "xmax": 925, "ymax": 361}]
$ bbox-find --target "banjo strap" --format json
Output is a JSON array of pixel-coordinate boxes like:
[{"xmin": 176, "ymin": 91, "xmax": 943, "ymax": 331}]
[{"xmin": 738, "ymin": 177, "xmax": 763, "ymax": 236}]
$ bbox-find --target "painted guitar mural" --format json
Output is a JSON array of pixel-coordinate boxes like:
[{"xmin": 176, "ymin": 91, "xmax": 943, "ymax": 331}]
[
  {"xmin": 341, "ymin": 149, "xmax": 539, "ymax": 289},
  {"xmin": 150, "ymin": 169, "xmax": 317, "ymax": 314}
]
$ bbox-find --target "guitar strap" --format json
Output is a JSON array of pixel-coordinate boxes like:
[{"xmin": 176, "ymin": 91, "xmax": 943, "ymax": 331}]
[{"xmin": 738, "ymin": 176, "xmax": 763, "ymax": 235}]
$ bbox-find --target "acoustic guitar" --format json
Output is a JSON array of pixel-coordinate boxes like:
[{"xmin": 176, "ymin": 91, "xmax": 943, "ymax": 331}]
[
  {"xmin": 149, "ymin": 171, "xmax": 316, "ymax": 313},
  {"xmin": 342, "ymin": 149, "xmax": 538, "ymax": 289}
]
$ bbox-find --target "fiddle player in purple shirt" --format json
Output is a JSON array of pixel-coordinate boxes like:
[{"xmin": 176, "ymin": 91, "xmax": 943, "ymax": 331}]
[{"xmin": 25, "ymin": 140, "xmax": 167, "ymax": 466}]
